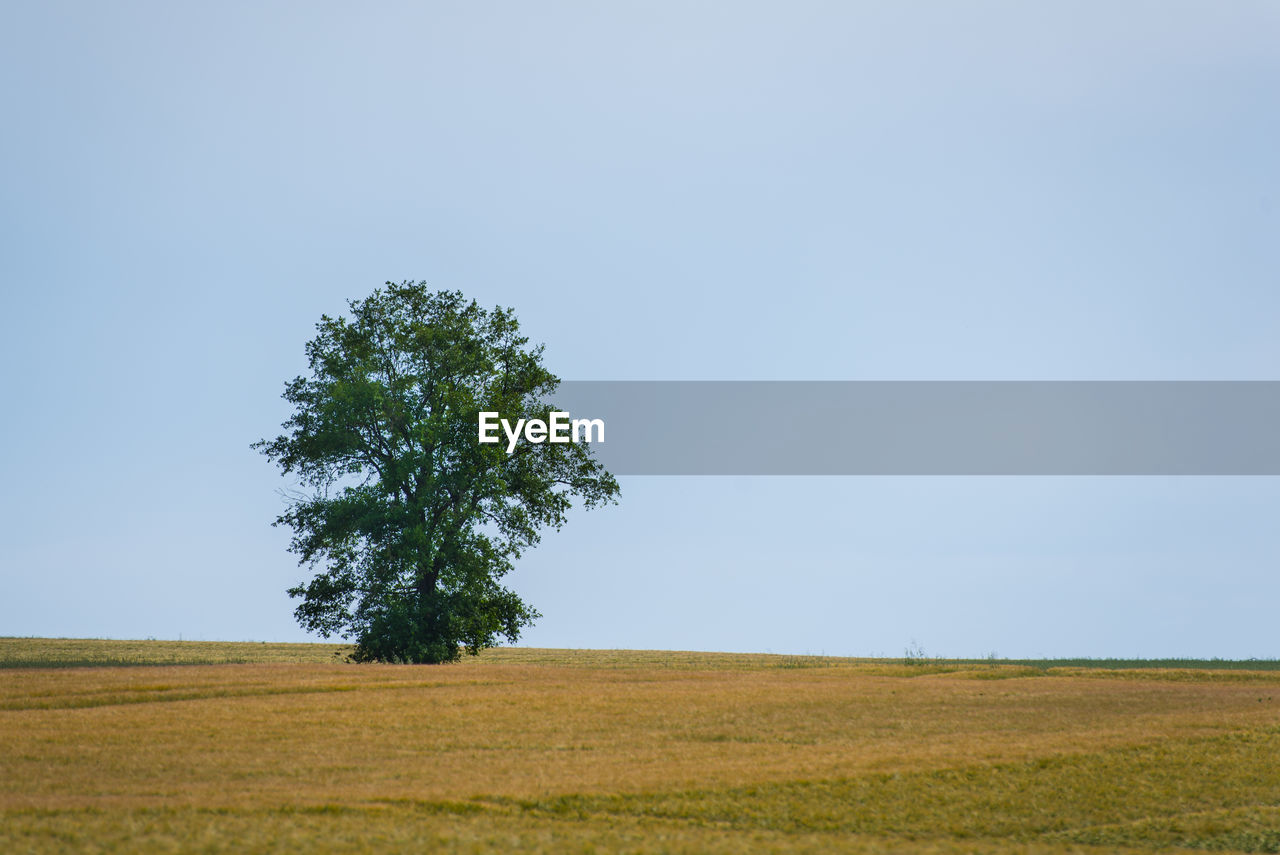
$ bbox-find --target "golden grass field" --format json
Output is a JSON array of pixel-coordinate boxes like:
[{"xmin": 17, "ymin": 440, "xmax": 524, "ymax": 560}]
[{"xmin": 3, "ymin": 639, "xmax": 1280, "ymax": 853}]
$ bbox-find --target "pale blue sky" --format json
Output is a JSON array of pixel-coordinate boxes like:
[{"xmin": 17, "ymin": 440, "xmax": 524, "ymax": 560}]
[{"xmin": 2, "ymin": 2, "xmax": 1278, "ymax": 657}]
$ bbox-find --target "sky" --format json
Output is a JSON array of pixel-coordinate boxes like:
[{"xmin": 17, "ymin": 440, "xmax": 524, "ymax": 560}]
[{"xmin": 2, "ymin": 1, "xmax": 1278, "ymax": 658}]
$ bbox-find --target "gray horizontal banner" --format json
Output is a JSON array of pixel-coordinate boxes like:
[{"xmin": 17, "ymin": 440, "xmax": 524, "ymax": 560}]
[{"xmin": 536, "ymin": 381, "xmax": 1280, "ymax": 475}]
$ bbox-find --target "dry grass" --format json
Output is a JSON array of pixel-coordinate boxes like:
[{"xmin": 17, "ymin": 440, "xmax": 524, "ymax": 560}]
[
  {"xmin": 3, "ymin": 639, "xmax": 1280, "ymax": 853},
  {"xmin": 0, "ymin": 637, "xmax": 351, "ymax": 668}
]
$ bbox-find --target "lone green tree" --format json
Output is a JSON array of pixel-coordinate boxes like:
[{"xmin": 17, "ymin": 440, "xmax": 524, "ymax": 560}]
[{"xmin": 255, "ymin": 282, "xmax": 618, "ymax": 663}]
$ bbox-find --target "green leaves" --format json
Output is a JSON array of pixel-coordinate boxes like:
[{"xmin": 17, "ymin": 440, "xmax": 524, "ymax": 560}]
[{"xmin": 256, "ymin": 282, "xmax": 618, "ymax": 663}]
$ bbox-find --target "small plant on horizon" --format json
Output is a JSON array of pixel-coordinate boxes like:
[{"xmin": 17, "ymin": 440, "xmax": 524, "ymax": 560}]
[{"xmin": 904, "ymin": 639, "xmax": 927, "ymax": 666}]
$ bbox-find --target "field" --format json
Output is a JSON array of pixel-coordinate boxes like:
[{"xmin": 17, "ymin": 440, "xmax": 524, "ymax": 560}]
[{"xmin": 3, "ymin": 639, "xmax": 1280, "ymax": 853}]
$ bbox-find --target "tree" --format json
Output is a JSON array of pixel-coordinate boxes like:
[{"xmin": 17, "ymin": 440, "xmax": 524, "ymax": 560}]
[{"xmin": 254, "ymin": 282, "xmax": 619, "ymax": 663}]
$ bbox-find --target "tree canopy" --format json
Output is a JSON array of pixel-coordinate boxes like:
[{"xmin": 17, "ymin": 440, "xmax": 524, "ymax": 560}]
[{"xmin": 255, "ymin": 283, "xmax": 619, "ymax": 663}]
